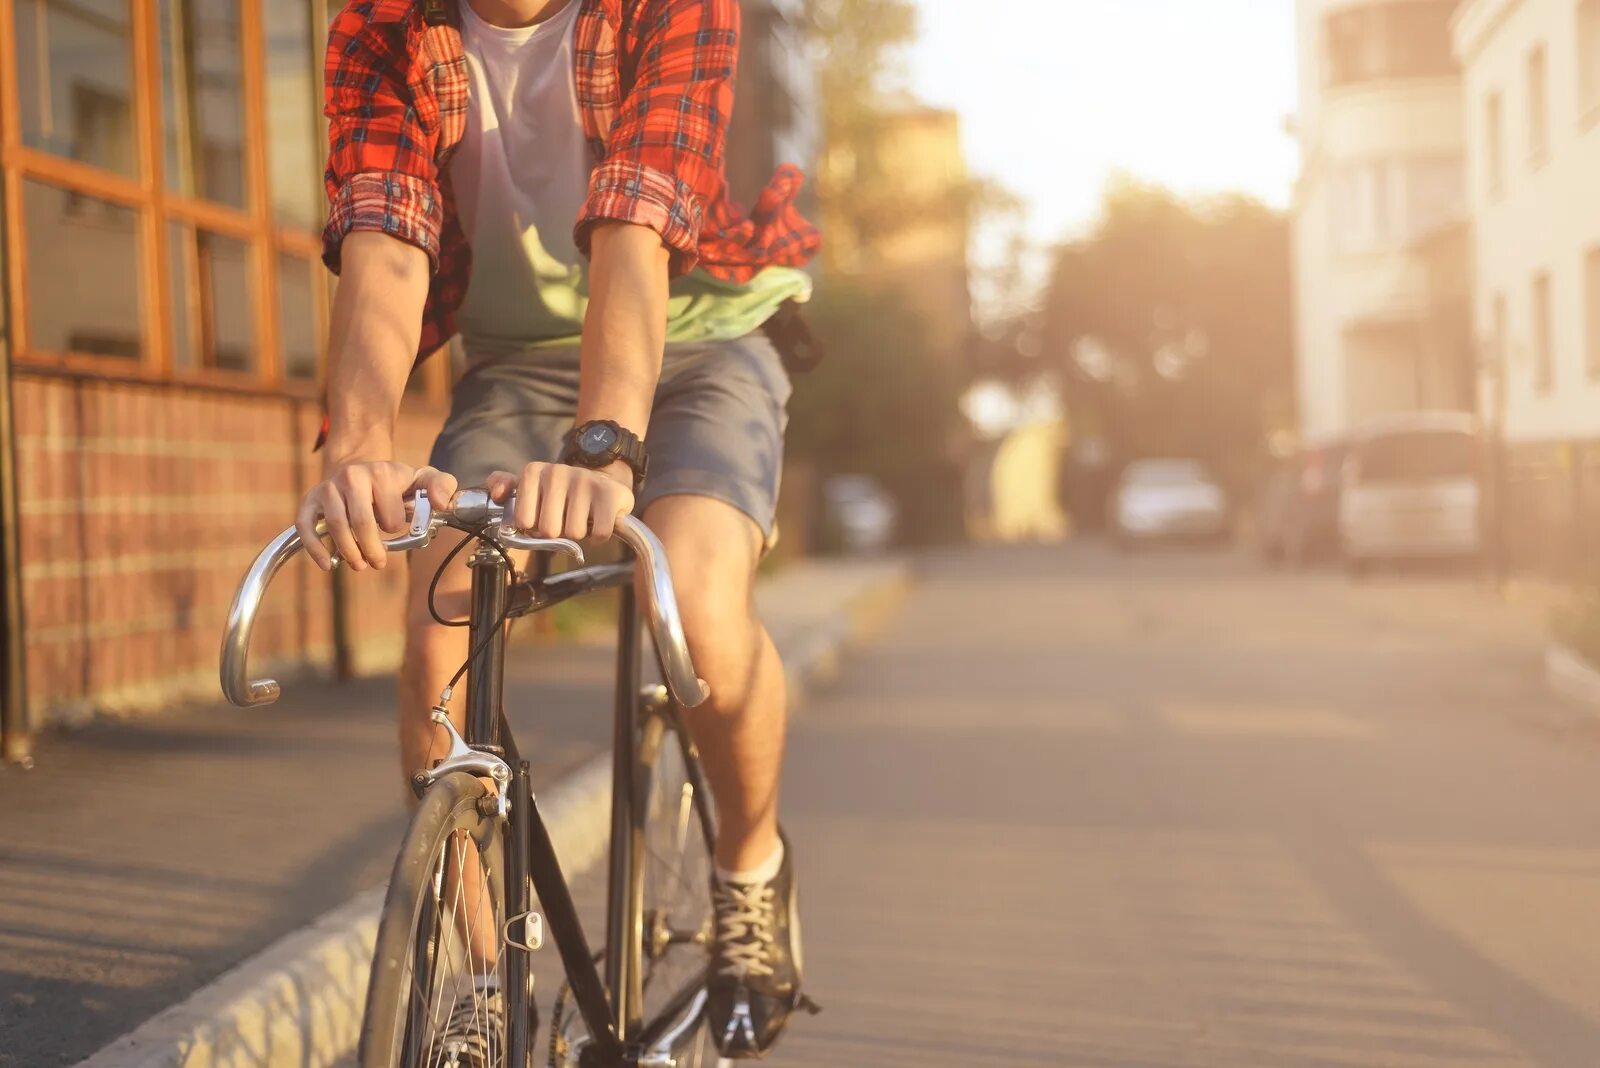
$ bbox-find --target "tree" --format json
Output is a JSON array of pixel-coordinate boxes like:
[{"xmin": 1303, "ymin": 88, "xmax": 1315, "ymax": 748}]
[
  {"xmin": 789, "ymin": 0, "xmax": 971, "ymax": 544},
  {"xmin": 1036, "ymin": 178, "xmax": 1294, "ymax": 492}
]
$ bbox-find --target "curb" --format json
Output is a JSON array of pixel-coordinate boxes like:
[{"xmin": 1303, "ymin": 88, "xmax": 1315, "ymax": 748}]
[
  {"xmin": 74, "ymin": 559, "xmax": 912, "ymax": 1068},
  {"xmin": 1545, "ymin": 643, "xmax": 1600, "ymax": 714}
]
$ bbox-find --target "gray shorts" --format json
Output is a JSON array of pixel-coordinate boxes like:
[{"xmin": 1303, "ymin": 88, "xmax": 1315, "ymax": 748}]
[{"xmin": 429, "ymin": 334, "xmax": 792, "ymax": 537}]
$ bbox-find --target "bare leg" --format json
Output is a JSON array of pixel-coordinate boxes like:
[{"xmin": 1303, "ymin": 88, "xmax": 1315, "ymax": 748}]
[{"xmin": 641, "ymin": 495, "xmax": 786, "ymax": 872}]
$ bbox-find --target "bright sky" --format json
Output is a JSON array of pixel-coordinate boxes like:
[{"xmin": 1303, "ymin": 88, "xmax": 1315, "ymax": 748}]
[{"xmin": 903, "ymin": 0, "xmax": 1300, "ymax": 290}]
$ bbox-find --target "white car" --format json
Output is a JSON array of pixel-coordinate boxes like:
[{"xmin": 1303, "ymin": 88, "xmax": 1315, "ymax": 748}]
[
  {"xmin": 822, "ymin": 475, "xmax": 898, "ymax": 553},
  {"xmin": 1111, "ymin": 459, "xmax": 1230, "ymax": 546},
  {"xmin": 1339, "ymin": 412, "xmax": 1483, "ymax": 572}
]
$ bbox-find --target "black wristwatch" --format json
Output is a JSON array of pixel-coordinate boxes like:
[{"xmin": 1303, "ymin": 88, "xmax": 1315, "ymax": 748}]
[{"xmin": 560, "ymin": 420, "xmax": 649, "ymax": 490}]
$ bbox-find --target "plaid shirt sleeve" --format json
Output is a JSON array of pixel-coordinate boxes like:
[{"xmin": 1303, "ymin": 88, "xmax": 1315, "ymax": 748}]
[
  {"xmin": 321, "ymin": 5, "xmax": 445, "ymax": 275},
  {"xmin": 575, "ymin": 0, "xmax": 739, "ymax": 276}
]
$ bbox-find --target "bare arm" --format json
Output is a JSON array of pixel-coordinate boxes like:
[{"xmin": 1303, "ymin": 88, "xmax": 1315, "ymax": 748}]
[
  {"xmin": 296, "ymin": 232, "xmax": 457, "ymax": 572},
  {"xmin": 575, "ymin": 222, "xmax": 672, "ymax": 433},
  {"xmin": 490, "ymin": 222, "xmax": 670, "ymax": 541},
  {"xmin": 321, "ymin": 231, "xmax": 429, "ymax": 468}
]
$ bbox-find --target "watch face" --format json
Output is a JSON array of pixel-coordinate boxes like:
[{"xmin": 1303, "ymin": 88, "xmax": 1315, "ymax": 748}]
[{"xmin": 581, "ymin": 423, "xmax": 618, "ymax": 455}]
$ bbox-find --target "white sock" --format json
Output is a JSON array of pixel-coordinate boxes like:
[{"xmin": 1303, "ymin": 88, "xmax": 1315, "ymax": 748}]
[
  {"xmin": 473, "ymin": 972, "xmax": 501, "ymax": 993},
  {"xmin": 716, "ymin": 840, "xmax": 784, "ymax": 886}
]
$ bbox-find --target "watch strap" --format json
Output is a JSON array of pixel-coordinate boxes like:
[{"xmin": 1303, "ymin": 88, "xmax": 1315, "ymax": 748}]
[{"xmin": 561, "ymin": 421, "xmax": 648, "ymax": 490}]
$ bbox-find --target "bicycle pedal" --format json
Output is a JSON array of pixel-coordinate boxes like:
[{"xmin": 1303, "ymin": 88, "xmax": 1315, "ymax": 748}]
[{"xmin": 505, "ymin": 911, "xmax": 543, "ymax": 952}]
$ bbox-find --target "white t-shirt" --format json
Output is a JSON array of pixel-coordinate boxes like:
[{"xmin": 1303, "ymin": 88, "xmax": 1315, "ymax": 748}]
[
  {"xmin": 449, "ymin": 0, "xmax": 590, "ymax": 353},
  {"xmin": 447, "ymin": 0, "xmax": 812, "ymax": 357}
]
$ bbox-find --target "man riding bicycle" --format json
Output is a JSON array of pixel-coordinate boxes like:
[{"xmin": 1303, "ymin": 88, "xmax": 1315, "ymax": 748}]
[{"xmin": 294, "ymin": 0, "xmax": 820, "ymax": 1057}]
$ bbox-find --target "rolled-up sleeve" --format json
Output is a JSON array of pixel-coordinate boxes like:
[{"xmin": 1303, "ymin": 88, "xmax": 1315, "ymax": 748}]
[
  {"xmin": 574, "ymin": 0, "xmax": 738, "ymax": 276},
  {"xmin": 321, "ymin": 8, "xmax": 443, "ymax": 274}
]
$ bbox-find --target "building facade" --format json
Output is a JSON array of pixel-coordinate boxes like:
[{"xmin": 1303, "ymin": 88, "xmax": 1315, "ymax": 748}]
[
  {"xmin": 0, "ymin": 0, "xmax": 819, "ymax": 760},
  {"xmin": 1454, "ymin": 0, "xmax": 1600, "ymax": 576},
  {"xmin": 1292, "ymin": 0, "xmax": 1474, "ymax": 440}
]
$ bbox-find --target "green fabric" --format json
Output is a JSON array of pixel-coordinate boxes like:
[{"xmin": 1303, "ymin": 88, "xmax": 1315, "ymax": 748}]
[{"xmin": 506, "ymin": 264, "xmax": 812, "ymax": 352}]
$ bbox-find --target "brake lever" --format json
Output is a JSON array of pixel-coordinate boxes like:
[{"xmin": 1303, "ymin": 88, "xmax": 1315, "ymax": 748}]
[{"xmin": 326, "ymin": 491, "xmax": 438, "ymax": 569}]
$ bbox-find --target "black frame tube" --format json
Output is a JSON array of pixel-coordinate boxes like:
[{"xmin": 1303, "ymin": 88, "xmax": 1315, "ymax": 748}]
[
  {"xmin": 524, "ymin": 785, "xmax": 624, "ymax": 1059},
  {"xmin": 504, "ymin": 760, "xmax": 534, "ymax": 1068},
  {"xmin": 465, "ymin": 547, "xmax": 510, "ymax": 748},
  {"xmin": 444, "ymin": 540, "xmax": 722, "ymax": 1065},
  {"xmin": 604, "ymin": 587, "xmax": 645, "ymax": 1040}
]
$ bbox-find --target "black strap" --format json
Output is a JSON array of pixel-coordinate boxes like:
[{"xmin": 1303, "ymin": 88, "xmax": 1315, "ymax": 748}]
[{"xmin": 761, "ymin": 300, "xmax": 826, "ymax": 374}]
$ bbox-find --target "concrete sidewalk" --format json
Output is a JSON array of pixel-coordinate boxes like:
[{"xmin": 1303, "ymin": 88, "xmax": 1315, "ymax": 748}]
[{"xmin": 0, "ymin": 555, "xmax": 910, "ymax": 1068}]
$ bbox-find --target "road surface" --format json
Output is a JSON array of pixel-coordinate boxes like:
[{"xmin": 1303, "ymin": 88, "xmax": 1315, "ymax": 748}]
[{"xmin": 777, "ymin": 543, "xmax": 1600, "ymax": 1067}]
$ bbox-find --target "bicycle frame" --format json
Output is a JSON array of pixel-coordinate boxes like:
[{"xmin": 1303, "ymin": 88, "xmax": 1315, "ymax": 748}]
[
  {"xmin": 220, "ymin": 491, "xmax": 716, "ymax": 1068},
  {"xmin": 464, "ymin": 540, "xmax": 713, "ymax": 1068}
]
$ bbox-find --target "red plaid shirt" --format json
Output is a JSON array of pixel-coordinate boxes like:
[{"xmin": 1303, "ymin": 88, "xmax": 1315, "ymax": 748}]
[{"xmin": 322, "ymin": 0, "xmax": 821, "ymax": 360}]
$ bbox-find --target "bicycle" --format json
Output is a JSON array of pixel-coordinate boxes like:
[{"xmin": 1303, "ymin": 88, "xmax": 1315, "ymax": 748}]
[{"xmin": 222, "ymin": 488, "xmax": 734, "ymax": 1068}]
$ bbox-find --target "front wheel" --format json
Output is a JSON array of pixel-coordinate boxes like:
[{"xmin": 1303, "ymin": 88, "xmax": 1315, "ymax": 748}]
[
  {"xmin": 551, "ymin": 708, "xmax": 728, "ymax": 1067},
  {"xmin": 637, "ymin": 711, "xmax": 725, "ymax": 1065},
  {"xmin": 360, "ymin": 773, "xmax": 511, "ymax": 1068}
]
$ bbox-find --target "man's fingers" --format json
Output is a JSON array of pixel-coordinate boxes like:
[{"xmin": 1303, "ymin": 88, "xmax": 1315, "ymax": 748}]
[
  {"xmin": 320, "ymin": 490, "xmax": 364, "ymax": 571},
  {"xmin": 513, "ymin": 465, "xmax": 544, "ymax": 530},
  {"xmin": 409, "ymin": 467, "xmax": 459, "ymax": 519},
  {"xmin": 372, "ymin": 468, "xmax": 412, "ymax": 534},
  {"xmin": 533, "ymin": 464, "xmax": 569, "ymax": 539},
  {"xmin": 485, "ymin": 471, "xmax": 518, "ymax": 503},
  {"xmin": 331, "ymin": 468, "xmax": 387, "ymax": 570},
  {"xmin": 587, "ymin": 482, "xmax": 632, "ymax": 542},
  {"xmin": 562, "ymin": 477, "xmax": 593, "ymax": 542},
  {"xmin": 296, "ymin": 493, "xmax": 333, "ymax": 571}
]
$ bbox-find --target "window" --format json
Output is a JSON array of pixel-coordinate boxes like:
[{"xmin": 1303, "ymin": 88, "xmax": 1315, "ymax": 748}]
[
  {"xmin": 23, "ymin": 179, "xmax": 142, "ymax": 358},
  {"xmin": 1527, "ymin": 46, "xmax": 1548, "ymax": 165},
  {"xmin": 264, "ymin": 0, "xmax": 322, "ymax": 229},
  {"xmin": 1586, "ymin": 248, "xmax": 1600, "ymax": 379},
  {"xmin": 169, "ymin": 225, "xmax": 255, "ymax": 372},
  {"xmin": 1533, "ymin": 272, "xmax": 1554, "ymax": 393},
  {"xmin": 1323, "ymin": 2, "xmax": 1457, "ymax": 89},
  {"xmin": 1329, "ymin": 157, "xmax": 1464, "ymax": 254},
  {"xmin": 13, "ymin": 0, "xmax": 137, "ymax": 174},
  {"xmin": 161, "ymin": 0, "xmax": 248, "ymax": 208},
  {"xmin": 277, "ymin": 254, "xmax": 319, "ymax": 381},
  {"xmin": 3, "ymin": 0, "xmax": 349, "ymax": 393},
  {"xmin": 1486, "ymin": 92, "xmax": 1505, "ymax": 198},
  {"xmin": 1581, "ymin": 0, "xmax": 1600, "ymax": 125}
]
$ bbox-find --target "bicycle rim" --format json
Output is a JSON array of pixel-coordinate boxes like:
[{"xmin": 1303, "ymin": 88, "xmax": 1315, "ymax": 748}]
[
  {"xmin": 637, "ymin": 711, "xmax": 719, "ymax": 1061},
  {"xmin": 360, "ymin": 773, "xmax": 510, "ymax": 1068}
]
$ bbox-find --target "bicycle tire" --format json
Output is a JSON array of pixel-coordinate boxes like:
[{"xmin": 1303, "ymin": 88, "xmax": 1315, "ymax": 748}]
[
  {"xmin": 360, "ymin": 772, "xmax": 511, "ymax": 1068},
  {"xmin": 633, "ymin": 710, "xmax": 725, "ymax": 1066}
]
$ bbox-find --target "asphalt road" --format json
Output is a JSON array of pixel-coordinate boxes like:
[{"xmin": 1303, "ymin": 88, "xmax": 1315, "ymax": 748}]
[{"xmin": 775, "ymin": 542, "xmax": 1600, "ymax": 1067}]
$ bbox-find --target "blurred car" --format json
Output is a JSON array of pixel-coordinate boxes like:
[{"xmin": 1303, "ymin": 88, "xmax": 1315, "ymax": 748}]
[
  {"xmin": 822, "ymin": 475, "xmax": 898, "ymax": 553},
  {"xmin": 1339, "ymin": 412, "xmax": 1483, "ymax": 572},
  {"xmin": 1255, "ymin": 438, "xmax": 1350, "ymax": 566},
  {"xmin": 1111, "ymin": 458, "xmax": 1230, "ymax": 547}
]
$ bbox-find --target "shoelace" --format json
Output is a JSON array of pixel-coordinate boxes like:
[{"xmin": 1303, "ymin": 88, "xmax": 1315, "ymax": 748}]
[
  {"xmin": 714, "ymin": 882, "xmax": 778, "ymax": 979},
  {"xmin": 438, "ymin": 987, "xmax": 504, "ymax": 1068}
]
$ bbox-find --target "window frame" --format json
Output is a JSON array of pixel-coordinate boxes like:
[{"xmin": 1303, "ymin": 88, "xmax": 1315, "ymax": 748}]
[
  {"xmin": 1532, "ymin": 270, "xmax": 1554, "ymax": 395},
  {"xmin": 1485, "ymin": 90, "xmax": 1506, "ymax": 201},
  {"xmin": 1526, "ymin": 43, "xmax": 1549, "ymax": 170},
  {"xmin": 1585, "ymin": 246, "xmax": 1600, "ymax": 381},
  {"xmin": 0, "ymin": 0, "xmax": 363, "ymax": 400},
  {"xmin": 1579, "ymin": 0, "xmax": 1600, "ymax": 131}
]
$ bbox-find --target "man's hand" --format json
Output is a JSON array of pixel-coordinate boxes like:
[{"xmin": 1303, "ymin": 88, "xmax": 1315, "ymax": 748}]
[
  {"xmin": 296, "ymin": 461, "xmax": 459, "ymax": 572},
  {"xmin": 485, "ymin": 463, "xmax": 634, "ymax": 543}
]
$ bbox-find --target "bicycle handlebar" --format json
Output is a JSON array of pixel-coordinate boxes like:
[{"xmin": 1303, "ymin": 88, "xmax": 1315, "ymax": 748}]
[{"xmin": 219, "ymin": 490, "xmax": 710, "ymax": 710}]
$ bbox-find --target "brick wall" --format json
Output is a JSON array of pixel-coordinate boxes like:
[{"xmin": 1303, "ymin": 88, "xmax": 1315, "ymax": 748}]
[{"xmin": 13, "ymin": 372, "xmax": 443, "ymax": 726}]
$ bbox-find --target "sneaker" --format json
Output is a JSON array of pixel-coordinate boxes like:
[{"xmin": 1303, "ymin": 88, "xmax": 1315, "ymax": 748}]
[
  {"xmin": 706, "ymin": 832, "xmax": 819, "ymax": 1058},
  {"xmin": 436, "ymin": 983, "xmax": 506, "ymax": 1068}
]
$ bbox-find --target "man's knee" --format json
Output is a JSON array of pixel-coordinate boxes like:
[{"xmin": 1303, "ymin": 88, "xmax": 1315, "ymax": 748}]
[{"xmin": 646, "ymin": 498, "xmax": 765, "ymax": 705}]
